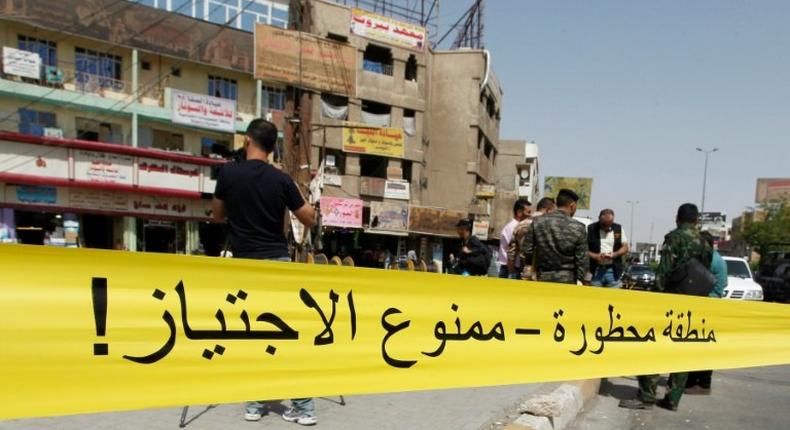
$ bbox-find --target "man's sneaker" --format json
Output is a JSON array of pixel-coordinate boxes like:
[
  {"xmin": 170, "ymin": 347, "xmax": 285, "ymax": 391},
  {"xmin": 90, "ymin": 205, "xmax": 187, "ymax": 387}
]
[
  {"xmin": 656, "ymin": 398, "xmax": 679, "ymax": 411},
  {"xmin": 244, "ymin": 402, "xmax": 266, "ymax": 421},
  {"xmin": 684, "ymin": 385, "xmax": 711, "ymax": 395},
  {"xmin": 282, "ymin": 407, "xmax": 317, "ymax": 426},
  {"xmin": 618, "ymin": 398, "xmax": 654, "ymax": 410}
]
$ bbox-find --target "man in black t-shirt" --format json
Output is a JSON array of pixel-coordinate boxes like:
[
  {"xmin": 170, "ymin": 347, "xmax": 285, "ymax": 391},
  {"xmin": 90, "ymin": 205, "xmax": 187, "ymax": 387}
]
[{"xmin": 213, "ymin": 119, "xmax": 318, "ymax": 426}]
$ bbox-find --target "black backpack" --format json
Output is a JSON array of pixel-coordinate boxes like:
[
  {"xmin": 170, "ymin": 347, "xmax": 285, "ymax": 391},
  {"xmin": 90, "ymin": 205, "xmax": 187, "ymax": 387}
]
[{"xmin": 667, "ymin": 257, "xmax": 716, "ymax": 296}]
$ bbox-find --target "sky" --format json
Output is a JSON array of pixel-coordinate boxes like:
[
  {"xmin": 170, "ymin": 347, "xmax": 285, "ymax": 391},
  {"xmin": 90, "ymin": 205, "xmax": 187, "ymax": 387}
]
[{"xmin": 439, "ymin": 0, "xmax": 790, "ymax": 245}]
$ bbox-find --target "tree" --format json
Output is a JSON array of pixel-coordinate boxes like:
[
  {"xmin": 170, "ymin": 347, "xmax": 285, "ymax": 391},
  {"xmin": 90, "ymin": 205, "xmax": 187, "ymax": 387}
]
[{"xmin": 743, "ymin": 200, "xmax": 790, "ymax": 254}]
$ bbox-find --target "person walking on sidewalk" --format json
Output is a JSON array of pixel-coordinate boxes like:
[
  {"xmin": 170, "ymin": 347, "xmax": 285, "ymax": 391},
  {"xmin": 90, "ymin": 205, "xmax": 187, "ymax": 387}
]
[
  {"xmin": 498, "ymin": 198, "xmax": 531, "ymax": 278},
  {"xmin": 685, "ymin": 231, "xmax": 728, "ymax": 395},
  {"xmin": 213, "ymin": 118, "xmax": 319, "ymax": 426},
  {"xmin": 522, "ymin": 189, "xmax": 588, "ymax": 285},
  {"xmin": 619, "ymin": 203, "xmax": 714, "ymax": 412},
  {"xmin": 587, "ymin": 209, "xmax": 629, "ymax": 288}
]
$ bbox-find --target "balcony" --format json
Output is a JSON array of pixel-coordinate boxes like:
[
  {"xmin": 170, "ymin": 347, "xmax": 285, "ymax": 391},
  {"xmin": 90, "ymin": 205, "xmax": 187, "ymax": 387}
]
[
  {"xmin": 2, "ymin": 62, "xmax": 132, "ymax": 101},
  {"xmin": 362, "ymin": 60, "xmax": 394, "ymax": 76}
]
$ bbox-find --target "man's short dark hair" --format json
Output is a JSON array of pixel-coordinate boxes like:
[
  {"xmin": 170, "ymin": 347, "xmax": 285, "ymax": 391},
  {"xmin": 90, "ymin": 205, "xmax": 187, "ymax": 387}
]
[
  {"xmin": 513, "ymin": 198, "xmax": 531, "ymax": 216},
  {"xmin": 599, "ymin": 208, "xmax": 615, "ymax": 217},
  {"xmin": 677, "ymin": 203, "xmax": 700, "ymax": 224},
  {"xmin": 456, "ymin": 218, "xmax": 473, "ymax": 231},
  {"xmin": 246, "ymin": 118, "xmax": 278, "ymax": 153},
  {"xmin": 556, "ymin": 189, "xmax": 579, "ymax": 207},
  {"xmin": 536, "ymin": 197, "xmax": 555, "ymax": 211}
]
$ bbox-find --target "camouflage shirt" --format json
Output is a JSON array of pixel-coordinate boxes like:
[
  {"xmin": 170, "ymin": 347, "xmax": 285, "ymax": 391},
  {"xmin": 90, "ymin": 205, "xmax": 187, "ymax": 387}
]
[
  {"xmin": 522, "ymin": 210, "xmax": 588, "ymax": 283},
  {"xmin": 654, "ymin": 223, "xmax": 713, "ymax": 292},
  {"xmin": 507, "ymin": 217, "xmax": 533, "ymax": 268}
]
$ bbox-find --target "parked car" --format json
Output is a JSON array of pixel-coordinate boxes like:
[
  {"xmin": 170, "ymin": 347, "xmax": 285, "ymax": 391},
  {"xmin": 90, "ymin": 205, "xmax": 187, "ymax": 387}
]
[
  {"xmin": 722, "ymin": 256, "xmax": 763, "ymax": 301},
  {"xmin": 755, "ymin": 250, "xmax": 790, "ymax": 303},
  {"xmin": 623, "ymin": 264, "xmax": 655, "ymax": 290}
]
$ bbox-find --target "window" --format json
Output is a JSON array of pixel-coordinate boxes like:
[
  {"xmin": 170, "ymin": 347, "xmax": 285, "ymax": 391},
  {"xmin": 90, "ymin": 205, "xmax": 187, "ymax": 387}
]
[
  {"xmin": 171, "ymin": 66, "xmax": 181, "ymax": 77},
  {"xmin": 262, "ymin": 85, "xmax": 285, "ymax": 111},
  {"xmin": 134, "ymin": 0, "xmax": 289, "ymax": 32},
  {"xmin": 75, "ymin": 47, "xmax": 123, "ymax": 91},
  {"xmin": 327, "ymin": 33, "xmax": 348, "ymax": 43},
  {"xmin": 17, "ymin": 35, "xmax": 57, "ymax": 67},
  {"xmin": 320, "ymin": 93, "xmax": 348, "ymax": 120},
  {"xmin": 324, "ymin": 149, "xmax": 346, "ymax": 176},
  {"xmin": 361, "ymin": 100, "xmax": 391, "ymax": 126},
  {"xmin": 141, "ymin": 60, "xmax": 152, "ymax": 71},
  {"xmin": 402, "ymin": 160, "xmax": 413, "ymax": 183},
  {"xmin": 360, "ymin": 154, "xmax": 388, "ymax": 178},
  {"xmin": 405, "ymin": 54, "xmax": 418, "ymax": 81},
  {"xmin": 152, "ymin": 130, "xmax": 185, "ymax": 151},
  {"xmin": 403, "ymin": 109, "xmax": 416, "ymax": 136},
  {"xmin": 208, "ymin": 75, "xmax": 237, "ymax": 100},
  {"xmin": 76, "ymin": 118, "xmax": 122, "ymax": 144},
  {"xmin": 363, "ymin": 45, "xmax": 393, "ymax": 76},
  {"xmin": 18, "ymin": 108, "xmax": 56, "ymax": 136}
]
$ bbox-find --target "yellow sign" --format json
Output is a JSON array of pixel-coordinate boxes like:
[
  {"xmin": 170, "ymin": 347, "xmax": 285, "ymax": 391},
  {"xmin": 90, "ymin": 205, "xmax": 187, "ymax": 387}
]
[
  {"xmin": 1, "ymin": 245, "xmax": 789, "ymax": 420},
  {"xmin": 342, "ymin": 125, "xmax": 405, "ymax": 158},
  {"xmin": 544, "ymin": 177, "xmax": 594, "ymax": 210}
]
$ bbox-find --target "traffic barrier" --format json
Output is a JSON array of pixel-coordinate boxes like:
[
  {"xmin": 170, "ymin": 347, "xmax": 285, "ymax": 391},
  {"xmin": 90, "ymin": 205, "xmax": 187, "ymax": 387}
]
[{"xmin": 0, "ymin": 244, "xmax": 788, "ymax": 420}]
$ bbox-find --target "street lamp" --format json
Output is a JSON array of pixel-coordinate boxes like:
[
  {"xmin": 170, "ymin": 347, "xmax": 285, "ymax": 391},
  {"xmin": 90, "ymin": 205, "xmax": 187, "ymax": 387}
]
[
  {"xmin": 696, "ymin": 147, "xmax": 719, "ymax": 212},
  {"xmin": 626, "ymin": 200, "xmax": 639, "ymax": 250}
]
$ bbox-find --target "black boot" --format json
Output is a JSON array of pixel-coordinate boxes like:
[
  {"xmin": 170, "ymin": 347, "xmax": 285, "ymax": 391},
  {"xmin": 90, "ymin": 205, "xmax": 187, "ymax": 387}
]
[{"xmin": 619, "ymin": 399, "xmax": 655, "ymax": 410}]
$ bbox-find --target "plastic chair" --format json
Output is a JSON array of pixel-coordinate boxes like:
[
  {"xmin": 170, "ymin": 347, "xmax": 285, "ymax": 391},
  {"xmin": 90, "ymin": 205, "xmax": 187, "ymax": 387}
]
[
  {"xmin": 418, "ymin": 260, "xmax": 428, "ymax": 272},
  {"xmin": 330, "ymin": 256, "xmax": 342, "ymax": 265},
  {"xmin": 342, "ymin": 256, "xmax": 355, "ymax": 267},
  {"xmin": 406, "ymin": 259, "xmax": 415, "ymax": 271},
  {"xmin": 306, "ymin": 253, "xmax": 315, "ymax": 264},
  {"xmin": 313, "ymin": 253, "xmax": 329, "ymax": 265}
]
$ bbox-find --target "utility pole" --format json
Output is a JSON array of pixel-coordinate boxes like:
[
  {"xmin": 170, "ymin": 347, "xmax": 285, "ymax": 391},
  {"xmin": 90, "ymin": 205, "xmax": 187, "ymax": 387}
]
[
  {"xmin": 626, "ymin": 200, "xmax": 639, "ymax": 250},
  {"xmin": 696, "ymin": 147, "xmax": 719, "ymax": 212}
]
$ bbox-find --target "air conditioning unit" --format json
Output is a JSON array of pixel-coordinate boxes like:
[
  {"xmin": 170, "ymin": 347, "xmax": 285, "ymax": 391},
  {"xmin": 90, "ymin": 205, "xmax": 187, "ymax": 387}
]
[{"xmin": 44, "ymin": 66, "xmax": 64, "ymax": 85}]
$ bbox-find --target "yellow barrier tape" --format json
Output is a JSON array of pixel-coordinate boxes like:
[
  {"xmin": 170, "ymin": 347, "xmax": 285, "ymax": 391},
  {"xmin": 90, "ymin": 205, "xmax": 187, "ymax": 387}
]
[{"xmin": 1, "ymin": 245, "xmax": 789, "ymax": 420}]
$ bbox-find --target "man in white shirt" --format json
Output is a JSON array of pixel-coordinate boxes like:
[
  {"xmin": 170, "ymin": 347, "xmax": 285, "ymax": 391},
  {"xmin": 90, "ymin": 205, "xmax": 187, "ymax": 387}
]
[
  {"xmin": 587, "ymin": 209, "xmax": 630, "ymax": 287},
  {"xmin": 498, "ymin": 198, "xmax": 531, "ymax": 278}
]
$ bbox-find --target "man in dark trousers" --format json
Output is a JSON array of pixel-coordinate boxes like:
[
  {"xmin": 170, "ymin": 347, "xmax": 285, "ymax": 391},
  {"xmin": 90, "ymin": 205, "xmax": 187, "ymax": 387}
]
[
  {"xmin": 587, "ymin": 209, "xmax": 630, "ymax": 288},
  {"xmin": 213, "ymin": 118, "xmax": 318, "ymax": 426},
  {"xmin": 522, "ymin": 189, "xmax": 588, "ymax": 284},
  {"xmin": 619, "ymin": 203, "xmax": 713, "ymax": 412},
  {"xmin": 454, "ymin": 218, "xmax": 490, "ymax": 276}
]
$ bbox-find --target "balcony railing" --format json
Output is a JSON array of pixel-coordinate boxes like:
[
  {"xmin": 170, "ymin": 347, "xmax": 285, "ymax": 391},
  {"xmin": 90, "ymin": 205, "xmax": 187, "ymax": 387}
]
[
  {"xmin": 363, "ymin": 60, "xmax": 394, "ymax": 76},
  {"xmin": 2, "ymin": 62, "xmax": 131, "ymax": 97}
]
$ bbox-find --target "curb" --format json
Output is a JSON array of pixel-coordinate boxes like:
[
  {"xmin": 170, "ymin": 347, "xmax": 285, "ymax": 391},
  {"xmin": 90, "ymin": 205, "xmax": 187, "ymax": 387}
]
[{"xmin": 502, "ymin": 379, "xmax": 601, "ymax": 430}]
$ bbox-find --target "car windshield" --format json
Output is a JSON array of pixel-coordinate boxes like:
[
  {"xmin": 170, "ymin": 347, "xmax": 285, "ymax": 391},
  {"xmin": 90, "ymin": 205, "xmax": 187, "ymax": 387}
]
[
  {"xmin": 725, "ymin": 260, "xmax": 751, "ymax": 279},
  {"xmin": 629, "ymin": 266, "xmax": 652, "ymax": 275}
]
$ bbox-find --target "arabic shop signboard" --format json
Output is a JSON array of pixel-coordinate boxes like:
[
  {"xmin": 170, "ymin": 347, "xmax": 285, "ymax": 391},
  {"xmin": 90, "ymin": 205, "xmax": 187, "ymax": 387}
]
[
  {"xmin": 473, "ymin": 220, "xmax": 490, "ymax": 241},
  {"xmin": 73, "ymin": 150, "xmax": 134, "ymax": 185},
  {"xmin": 543, "ymin": 177, "xmax": 593, "ymax": 210},
  {"xmin": 369, "ymin": 201, "xmax": 409, "ymax": 232},
  {"xmin": 0, "ymin": 140, "xmax": 69, "ymax": 180},
  {"xmin": 255, "ymin": 24, "xmax": 356, "ymax": 96},
  {"xmin": 320, "ymin": 197, "xmax": 363, "ymax": 229},
  {"xmin": 384, "ymin": 180, "xmax": 410, "ymax": 200},
  {"xmin": 171, "ymin": 89, "xmax": 236, "ymax": 133},
  {"xmin": 2, "ymin": 47, "xmax": 41, "ymax": 79},
  {"xmin": 342, "ymin": 125, "xmax": 405, "ymax": 158},
  {"xmin": 351, "ymin": 8, "xmax": 427, "ymax": 51},
  {"xmin": 475, "ymin": 184, "xmax": 496, "ymax": 198},
  {"xmin": 137, "ymin": 158, "xmax": 201, "ymax": 193},
  {"xmin": 3, "ymin": 185, "xmax": 210, "ymax": 220},
  {"xmin": 408, "ymin": 206, "xmax": 467, "ymax": 237}
]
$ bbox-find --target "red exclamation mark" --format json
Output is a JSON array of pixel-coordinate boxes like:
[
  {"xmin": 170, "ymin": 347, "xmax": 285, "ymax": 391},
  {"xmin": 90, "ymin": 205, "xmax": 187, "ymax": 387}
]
[{"xmin": 92, "ymin": 277, "xmax": 108, "ymax": 356}]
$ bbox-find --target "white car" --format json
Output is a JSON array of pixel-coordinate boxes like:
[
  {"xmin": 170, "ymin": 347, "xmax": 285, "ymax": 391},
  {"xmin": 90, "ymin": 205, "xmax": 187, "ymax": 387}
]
[{"xmin": 722, "ymin": 257, "xmax": 764, "ymax": 301}]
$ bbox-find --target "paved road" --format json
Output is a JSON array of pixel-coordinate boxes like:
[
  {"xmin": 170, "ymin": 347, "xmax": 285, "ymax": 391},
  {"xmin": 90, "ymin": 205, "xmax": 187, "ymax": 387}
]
[
  {"xmin": 0, "ymin": 384, "xmax": 541, "ymax": 430},
  {"xmin": 569, "ymin": 365, "xmax": 790, "ymax": 430}
]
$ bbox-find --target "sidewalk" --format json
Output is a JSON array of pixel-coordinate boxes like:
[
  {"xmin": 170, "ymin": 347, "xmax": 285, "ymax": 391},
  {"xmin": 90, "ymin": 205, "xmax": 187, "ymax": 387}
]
[
  {"xmin": 0, "ymin": 384, "xmax": 542, "ymax": 430},
  {"xmin": 568, "ymin": 365, "xmax": 790, "ymax": 430}
]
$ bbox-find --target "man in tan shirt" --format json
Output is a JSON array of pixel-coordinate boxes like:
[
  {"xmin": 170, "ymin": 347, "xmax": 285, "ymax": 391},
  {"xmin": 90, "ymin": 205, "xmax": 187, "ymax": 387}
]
[{"xmin": 507, "ymin": 197, "xmax": 556, "ymax": 279}]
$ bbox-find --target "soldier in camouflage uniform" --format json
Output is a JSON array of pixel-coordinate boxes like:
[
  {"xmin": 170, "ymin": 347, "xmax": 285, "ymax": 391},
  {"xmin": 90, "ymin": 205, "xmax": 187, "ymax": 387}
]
[
  {"xmin": 508, "ymin": 197, "xmax": 556, "ymax": 279},
  {"xmin": 620, "ymin": 203, "xmax": 713, "ymax": 411},
  {"xmin": 522, "ymin": 190, "xmax": 588, "ymax": 284}
]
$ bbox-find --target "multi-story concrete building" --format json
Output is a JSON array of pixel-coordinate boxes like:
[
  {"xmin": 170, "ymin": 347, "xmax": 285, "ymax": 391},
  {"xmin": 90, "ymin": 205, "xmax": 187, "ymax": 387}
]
[
  {"xmin": 0, "ymin": 0, "xmax": 290, "ymax": 252},
  {"xmin": 0, "ymin": 0, "xmax": 514, "ymax": 269},
  {"xmin": 491, "ymin": 140, "xmax": 540, "ymax": 237},
  {"xmin": 426, "ymin": 49, "xmax": 503, "ymax": 241}
]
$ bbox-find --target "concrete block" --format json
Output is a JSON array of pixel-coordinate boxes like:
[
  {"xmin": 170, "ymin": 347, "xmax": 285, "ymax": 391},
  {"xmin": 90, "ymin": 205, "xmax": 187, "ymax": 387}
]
[{"xmin": 507, "ymin": 414, "xmax": 553, "ymax": 430}]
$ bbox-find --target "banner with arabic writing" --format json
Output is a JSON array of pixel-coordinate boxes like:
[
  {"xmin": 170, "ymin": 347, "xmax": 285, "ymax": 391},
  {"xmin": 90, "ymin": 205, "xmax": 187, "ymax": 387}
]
[
  {"xmin": 351, "ymin": 8, "xmax": 427, "ymax": 51},
  {"xmin": 0, "ymin": 245, "xmax": 788, "ymax": 420},
  {"xmin": 342, "ymin": 125, "xmax": 405, "ymax": 158}
]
